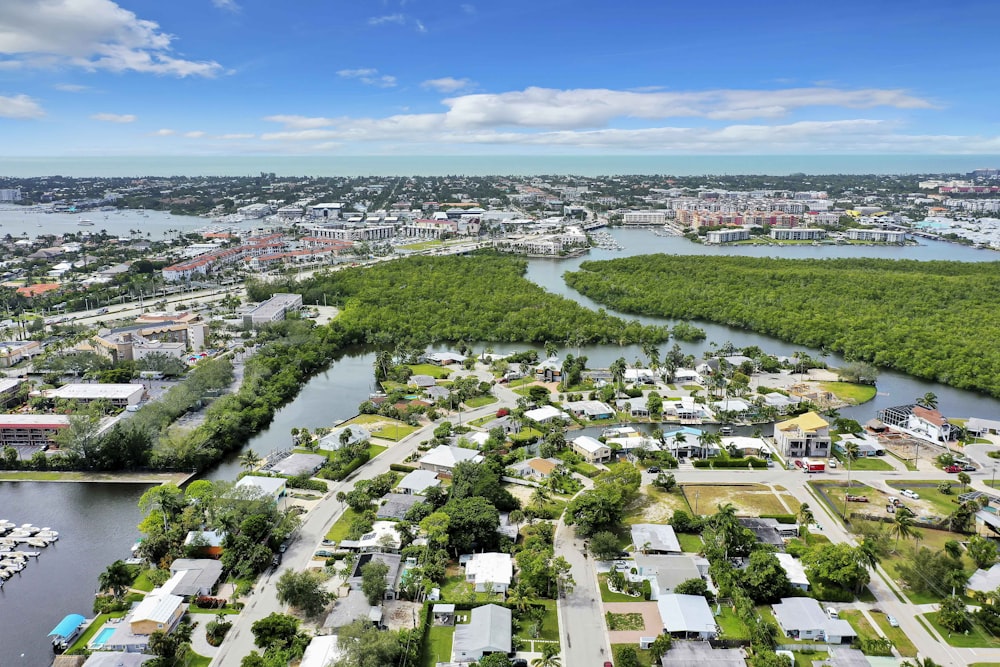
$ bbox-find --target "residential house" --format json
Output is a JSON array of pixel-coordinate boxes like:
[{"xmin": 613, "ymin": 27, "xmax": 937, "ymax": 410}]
[
  {"xmin": 463, "ymin": 552, "xmax": 513, "ymax": 593},
  {"xmin": 632, "ymin": 523, "xmax": 682, "ymax": 554},
  {"xmin": 267, "ymin": 452, "xmax": 325, "ymax": 477},
  {"xmin": 233, "ymin": 475, "xmax": 286, "ymax": 503},
  {"xmin": 656, "ymin": 594, "xmax": 718, "ymax": 639},
  {"xmin": 663, "ymin": 398, "xmax": 711, "ymax": 421},
  {"xmin": 419, "ymin": 445, "xmax": 484, "ymax": 474},
  {"xmin": 661, "ymin": 427, "xmax": 707, "ymax": 458},
  {"xmin": 396, "ymin": 469, "xmax": 441, "ymax": 495},
  {"xmin": 835, "ymin": 434, "xmax": 884, "ymax": 458},
  {"xmin": 564, "ymin": 400, "xmax": 615, "ymax": 420},
  {"xmin": 318, "ymin": 425, "xmax": 370, "ymax": 451},
  {"xmin": 410, "ymin": 374, "xmax": 437, "ymax": 389},
  {"xmin": 570, "ymin": 435, "xmax": 612, "ymax": 463},
  {"xmin": 523, "ymin": 405, "xmax": 568, "ymax": 424},
  {"xmin": 183, "ymin": 530, "xmax": 225, "ymax": 558},
  {"xmin": 761, "ymin": 393, "xmax": 802, "ymax": 413},
  {"xmin": 339, "ymin": 521, "xmax": 402, "ymax": 553},
  {"xmin": 376, "ymin": 493, "xmax": 421, "ymax": 520},
  {"xmin": 511, "ymin": 457, "xmax": 560, "ymax": 479},
  {"xmin": 624, "ymin": 368, "xmax": 656, "ymax": 384},
  {"xmin": 165, "ymin": 559, "xmax": 224, "ymax": 599},
  {"xmin": 775, "ymin": 553, "xmax": 809, "ymax": 591},
  {"xmin": 452, "ymin": 604, "xmax": 512, "ymax": 663},
  {"xmin": 534, "ymin": 358, "xmax": 562, "ymax": 382},
  {"xmin": 968, "ymin": 563, "xmax": 1000, "ymax": 600},
  {"xmin": 721, "ymin": 436, "xmax": 770, "ymax": 458},
  {"xmin": 771, "ymin": 597, "xmax": 856, "ymax": 643},
  {"xmin": 300, "ymin": 636, "xmax": 344, "ymax": 667},
  {"xmin": 876, "ymin": 404, "xmax": 953, "ymax": 443},
  {"xmin": 712, "ymin": 398, "xmax": 752, "ymax": 416},
  {"xmin": 773, "ymin": 411, "xmax": 831, "ymax": 459},
  {"xmin": 346, "ymin": 552, "xmax": 402, "ymax": 600},
  {"xmin": 129, "ymin": 590, "xmax": 186, "ymax": 637},
  {"xmin": 659, "ymin": 642, "xmax": 747, "ymax": 667},
  {"xmin": 82, "ymin": 654, "xmax": 154, "ymax": 667},
  {"xmin": 617, "ymin": 396, "xmax": 649, "ymax": 418},
  {"xmin": 424, "ymin": 351, "xmax": 467, "ymax": 365},
  {"xmin": 634, "ymin": 554, "xmax": 703, "ymax": 599}
]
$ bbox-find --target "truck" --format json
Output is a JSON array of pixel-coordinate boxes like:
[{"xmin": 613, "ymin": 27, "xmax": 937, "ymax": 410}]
[{"xmin": 804, "ymin": 458, "xmax": 825, "ymax": 473}]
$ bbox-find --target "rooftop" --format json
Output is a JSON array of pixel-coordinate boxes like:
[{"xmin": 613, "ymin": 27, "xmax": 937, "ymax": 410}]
[
  {"xmin": 631, "ymin": 523, "xmax": 682, "ymax": 553},
  {"xmin": 776, "ymin": 411, "xmax": 829, "ymax": 433}
]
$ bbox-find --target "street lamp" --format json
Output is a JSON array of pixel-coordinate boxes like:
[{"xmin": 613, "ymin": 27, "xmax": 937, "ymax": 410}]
[{"xmin": 695, "ymin": 491, "xmax": 700, "ymax": 515}]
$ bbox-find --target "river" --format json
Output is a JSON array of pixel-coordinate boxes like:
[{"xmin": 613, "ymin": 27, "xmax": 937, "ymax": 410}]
[{"xmin": 4, "ymin": 229, "xmax": 1000, "ymax": 665}]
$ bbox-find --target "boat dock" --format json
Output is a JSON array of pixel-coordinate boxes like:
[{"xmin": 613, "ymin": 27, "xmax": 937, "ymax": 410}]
[{"xmin": 0, "ymin": 520, "xmax": 58, "ymax": 585}]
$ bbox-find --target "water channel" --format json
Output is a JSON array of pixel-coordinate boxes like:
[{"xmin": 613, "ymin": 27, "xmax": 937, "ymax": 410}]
[{"xmin": 4, "ymin": 228, "xmax": 1000, "ymax": 665}]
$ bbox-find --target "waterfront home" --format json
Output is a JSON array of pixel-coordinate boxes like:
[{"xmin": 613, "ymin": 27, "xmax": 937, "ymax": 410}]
[
  {"xmin": 183, "ymin": 530, "xmax": 225, "ymax": 558},
  {"xmin": 835, "ymin": 434, "xmax": 884, "ymax": 457},
  {"xmin": 510, "ymin": 457, "xmax": 560, "ymax": 479},
  {"xmin": 773, "ymin": 411, "xmax": 831, "ymax": 459},
  {"xmin": 656, "ymin": 593, "xmax": 717, "ymax": 639},
  {"xmin": 396, "ymin": 469, "xmax": 441, "ymax": 495},
  {"xmin": 616, "ymin": 396, "xmax": 649, "ymax": 417},
  {"xmin": 267, "ymin": 452, "xmax": 325, "ymax": 477},
  {"xmin": 82, "ymin": 653, "xmax": 154, "ymax": 667},
  {"xmin": 300, "ymin": 636, "xmax": 343, "ymax": 667},
  {"xmin": 721, "ymin": 436, "xmax": 770, "ymax": 458},
  {"xmin": 319, "ymin": 425, "xmax": 370, "ymax": 450},
  {"xmin": 534, "ymin": 358, "xmax": 562, "ymax": 382},
  {"xmin": 233, "ymin": 475, "xmax": 286, "ymax": 503},
  {"xmin": 876, "ymin": 404, "xmax": 953, "ymax": 444},
  {"xmin": 631, "ymin": 523, "xmax": 682, "ymax": 554},
  {"xmin": 418, "ymin": 445, "xmax": 483, "ymax": 474},
  {"xmin": 771, "ymin": 597, "xmax": 856, "ymax": 643},
  {"xmin": 452, "ymin": 604, "xmax": 512, "ymax": 663},
  {"xmin": 423, "ymin": 351, "xmax": 467, "ymax": 365},
  {"xmin": 409, "ymin": 374, "xmax": 437, "ymax": 389},
  {"xmin": 463, "ymin": 552, "xmax": 513, "ymax": 593},
  {"xmin": 564, "ymin": 399, "xmax": 615, "ymax": 420},
  {"xmin": 762, "ymin": 393, "xmax": 802, "ymax": 413},
  {"xmin": 712, "ymin": 398, "xmax": 751, "ymax": 416},
  {"xmin": 167, "ymin": 558, "xmax": 224, "ymax": 598},
  {"xmin": 523, "ymin": 405, "xmax": 568, "ymax": 424},
  {"xmin": 624, "ymin": 368, "xmax": 656, "ymax": 384},
  {"xmin": 570, "ymin": 435, "xmax": 611, "ymax": 463}
]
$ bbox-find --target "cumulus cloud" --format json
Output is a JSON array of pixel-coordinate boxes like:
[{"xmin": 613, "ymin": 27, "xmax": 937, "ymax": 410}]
[
  {"xmin": 91, "ymin": 112, "xmax": 136, "ymax": 123},
  {"xmin": 212, "ymin": 0, "xmax": 240, "ymax": 12},
  {"xmin": 337, "ymin": 68, "xmax": 396, "ymax": 87},
  {"xmin": 55, "ymin": 83, "xmax": 89, "ymax": 92},
  {"xmin": 184, "ymin": 130, "xmax": 206, "ymax": 138},
  {"xmin": 460, "ymin": 4, "xmax": 476, "ymax": 14},
  {"xmin": 150, "ymin": 128, "xmax": 175, "ymax": 136},
  {"xmin": 0, "ymin": 0, "xmax": 222, "ymax": 77},
  {"xmin": 217, "ymin": 133, "xmax": 254, "ymax": 140},
  {"xmin": 422, "ymin": 77, "xmax": 472, "ymax": 93},
  {"xmin": 0, "ymin": 93, "xmax": 44, "ymax": 119},
  {"xmin": 262, "ymin": 115, "xmax": 334, "ymax": 129},
  {"xmin": 368, "ymin": 14, "xmax": 405, "ymax": 25}
]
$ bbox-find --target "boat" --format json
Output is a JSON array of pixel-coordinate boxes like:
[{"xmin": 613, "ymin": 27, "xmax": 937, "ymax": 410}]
[
  {"xmin": 49, "ymin": 614, "xmax": 87, "ymax": 653},
  {"xmin": 26, "ymin": 538, "xmax": 49, "ymax": 548},
  {"xmin": 78, "ymin": 219, "xmax": 94, "ymax": 226}
]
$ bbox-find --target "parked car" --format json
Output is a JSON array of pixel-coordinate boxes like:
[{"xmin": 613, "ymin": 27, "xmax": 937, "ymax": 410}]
[
  {"xmin": 887, "ymin": 615, "xmax": 899, "ymax": 627},
  {"xmin": 315, "ymin": 549, "xmax": 335, "ymax": 558},
  {"xmin": 512, "ymin": 660, "xmax": 528, "ymax": 667},
  {"xmin": 794, "ymin": 459, "xmax": 804, "ymax": 468},
  {"xmin": 826, "ymin": 607, "xmax": 839, "ymax": 618},
  {"xmin": 827, "ymin": 459, "xmax": 837, "ymax": 468},
  {"xmin": 901, "ymin": 489, "xmax": 920, "ymax": 499},
  {"xmin": 945, "ymin": 465, "xmax": 962, "ymax": 473},
  {"xmin": 963, "ymin": 465, "xmax": 977, "ymax": 472},
  {"xmin": 647, "ymin": 466, "xmax": 661, "ymax": 473},
  {"xmin": 604, "ymin": 662, "xmax": 614, "ymax": 667}
]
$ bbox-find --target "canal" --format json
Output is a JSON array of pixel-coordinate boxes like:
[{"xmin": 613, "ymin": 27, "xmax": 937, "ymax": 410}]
[{"xmin": 3, "ymin": 228, "xmax": 1000, "ymax": 665}]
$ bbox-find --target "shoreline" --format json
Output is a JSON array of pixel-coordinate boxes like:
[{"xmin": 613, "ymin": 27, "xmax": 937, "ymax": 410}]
[{"xmin": 0, "ymin": 470, "xmax": 197, "ymax": 485}]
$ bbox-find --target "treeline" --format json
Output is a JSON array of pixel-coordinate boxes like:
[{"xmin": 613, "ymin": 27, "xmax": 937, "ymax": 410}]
[
  {"xmin": 248, "ymin": 254, "xmax": 672, "ymax": 346},
  {"xmin": 566, "ymin": 255, "xmax": 1000, "ymax": 398}
]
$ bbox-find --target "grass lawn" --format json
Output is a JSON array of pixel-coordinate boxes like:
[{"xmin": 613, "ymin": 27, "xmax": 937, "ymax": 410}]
[
  {"xmin": 464, "ymin": 395, "xmax": 498, "ymax": 408},
  {"xmin": 624, "ymin": 486, "xmax": 690, "ymax": 527},
  {"xmin": 367, "ymin": 443, "xmax": 388, "ymax": 458},
  {"xmin": 791, "ymin": 650, "xmax": 829, "ymax": 667},
  {"xmin": 341, "ymin": 415, "xmax": 417, "ymax": 441},
  {"xmin": 715, "ymin": 606, "xmax": 749, "ymax": 639},
  {"xmin": 681, "ymin": 385, "xmax": 702, "ymax": 391},
  {"xmin": 870, "ymin": 612, "xmax": 918, "ymax": 657},
  {"xmin": 886, "ymin": 480, "xmax": 965, "ymax": 517},
  {"xmin": 184, "ymin": 653, "xmax": 212, "ymax": 667},
  {"xmin": 510, "ymin": 427, "xmax": 544, "ymax": 443},
  {"xmin": 421, "ymin": 625, "xmax": 455, "ymax": 667},
  {"xmin": 469, "ymin": 414, "xmax": 495, "ymax": 427},
  {"xmin": 599, "ymin": 573, "xmax": 644, "ymax": 603},
  {"xmin": 606, "ymin": 612, "xmax": 645, "ymax": 631},
  {"xmin": 677, "ymin": 532, "xmax": 703, "ymax": 553},
  {"xmin": 838, "ymin": 609, "xmax": 878, "ymax": 642},
  {"xmin": 970, "ymin": 664, "xmax": 1000, "ymax": 667},
  {"xmin": 612, "ymin": 644, "xmax": 654, "ymax": 667},
  {"xmin": 507, "ymin": 377, "xmax": 535, "ymax": 389},
  {"xmin": 878, "ymin": 526, "xmax": 976, "ymax": 603},
  {"xmin": 325, "ymin": 507, "xmax": 361, "ymax": 542},
  {"xmin": 67, "ymin": 612, "xmax": 127, "ymax": 652},
  {"xmin": 187, "ymin": 606, "xmax": 240, "ymax": 615},
  {"xmin": 516, "ymin": 600, "xmax": 560, "ymax": 641},
  {"xmin": 925, "ymin": 611, "xmax": 1000, "ymax": 648},
  {"xmin": 406, "ymin": 364, "xmax": 453, "ymax": 379},
  {"xmin": 132, "ymin": 569, "xmax": 157, "ymax": 592},
  {"xmin": 680, "ymin": 483, "xmax": 790, "ymax": 516},
  {"xmin": 819, "ymin": 381, "xmax": 877, "ymax": 404}
]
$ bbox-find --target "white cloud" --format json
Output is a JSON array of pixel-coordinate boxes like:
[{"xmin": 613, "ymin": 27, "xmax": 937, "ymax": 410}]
[
  {"xmin": 0, "ymin": 0, "xmax": 222, "ymax": 77},
  {"xmin": 91, "ymin": 112, "xmax": 136, "ymax": 123},
  {"xmin": 262, "ymin": 115, "xmax": 333, "ymax": 129},
  {"xmin": 422, "ymin": 77, "xmax": 472, "ymax": 93},
  {"xmin": 337, "ymin": 68, "xmax": 397, "ymax": 88},
  {"xmin": 460, "ymin": 4, "xmax": 476, "ymax": 14},
  {"xmin": 212, "ymin": 0, "xmax": 240, "ymax": 12},
  {"xmin": 151, "ymin": 128, "xmax": 175, "ymax": 136},
  {"xmin": 184, "ymin": 130, "xmax": 206, "ymax": 138},
  {"xmin": 415, "ymin": 20, "xmax": 427, "ymax": 33},
  {"xmin": 368, "ymin": 14, "xmax": 405, "ymax": 25},
  {"xmin": 0, "ymin": 93, "xmax": 44, "ymax": 119},
  {"xmin": 217, "ymin": 133, "xmax": 254, "ymax": 140},
  {"xmin": 55, "ymin": 83, "xmax": 89, "ymax": 92}
]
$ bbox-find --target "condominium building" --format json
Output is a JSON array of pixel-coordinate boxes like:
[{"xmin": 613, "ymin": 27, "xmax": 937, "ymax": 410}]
[
  {"xmin": 705, "ymin": 229, "xmax": 749, "ymax": 244},
  {"xmin": 847, "ymin": 229, "xmax": 907, "ymax": 244},
  {"xmin": 770, "ymin": 228, "xmax": 826, "ymax": 241}
]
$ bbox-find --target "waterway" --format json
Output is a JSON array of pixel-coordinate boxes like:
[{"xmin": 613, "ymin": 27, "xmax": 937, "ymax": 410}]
[
  {"xmin": 0, "ymin": 206, "xmax": 206, "ymax": 241},
  {"xmin": 5, "ymin": 229, "xmax": 1000, "ymax": 665}
]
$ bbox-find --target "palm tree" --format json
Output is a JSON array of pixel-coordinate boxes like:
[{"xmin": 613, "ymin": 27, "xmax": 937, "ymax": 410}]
[
  {"xmin": 857, "ymin": 537, "xmax": 881, "ymax": 572},
  {"xmin": 901, "ymin": 659, "xmax": 941, "ymax": 667},
  {"xmin": 890, "ymin": 507, "xmax": 916, "ymax": 551},
  {"xmin": 544, "ymin": 340, "xmax": 558, "ymax": 360},
  {"xmin": 610, "ymin": 357, "xmax": 627, "ymax": 397},
  {"xmin": 958, "ymin": 471, "xmax": 971, "ymax": 492},
  {"xmin": 531, "ymin": 642, "xmax": 562, "ymax": 667},
  {"xmin": 374, "ymin": 350, "xmax": 393, "ymax": 381},
  {"xmin": 918, "ymin": 392, "xmax": 938, "ymax": 410},
  {"xmin": 944, "ymin": 539, "xmax": 963, "ymax": 560},
  {"xmin": 798, "ymin": 502, "xmax": 814, "ymax": 526},
  {"xmin": 239, "ymin": 449, "xmax": 261, "ymax": 472},
  {"xmin": 98, "ymin": 560, "xmax": 134, "ymax": 599},
  {"xmin": 508, "ymin": 581, "xmax": 536, "ymax": 614}
]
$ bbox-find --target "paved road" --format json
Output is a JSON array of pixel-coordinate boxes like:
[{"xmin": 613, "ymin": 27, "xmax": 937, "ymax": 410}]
[{"xmin": 211, "ymin": 370, "xmax": 520, "ymax": 666}]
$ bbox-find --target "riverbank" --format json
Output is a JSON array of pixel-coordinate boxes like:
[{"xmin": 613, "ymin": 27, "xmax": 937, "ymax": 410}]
[{"xmin": 0, "ymin": 470, "xmax": 196, "ymax": 484}]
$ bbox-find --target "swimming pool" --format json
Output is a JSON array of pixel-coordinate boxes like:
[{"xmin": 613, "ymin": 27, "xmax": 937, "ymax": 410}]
[{"xmin": 90, "ymin": 627, "xmax": 116, "ymax": 648}]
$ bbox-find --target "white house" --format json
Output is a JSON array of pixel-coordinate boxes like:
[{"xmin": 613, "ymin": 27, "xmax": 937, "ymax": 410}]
[
  {"xmin": 523, "ymin": 405, "xmax": 568, "ymax": 424},
  {"xmin": 233, "ymin": 475, "xmax": 286, "ymax": 502},
  {"xmin": 452, "ymin": 604, "xmax": 512, "ymax": 663},
  {"xmin": 565, "ymin": 400, "xmax": 615, "ymax": 420},
  {"xmin": 419, "ymin": 445, "xmax": 484, "ymax": 473},
  {"xmin": 631, "ymin": 523, "xmax": 682, "ymax": 554},
  {"xmin": 338, "ymin": 521, "xmax": 402, "ymax": 553},
  {"xmin": 656, "ymin": 594, "xmax": 717, "ymax": 639},
  {"xmin": 463, "ymin": 552, "xmax": 513, "ymax": 593},
  {"xmin": 775, "ymin": 553, "xmax": 810, "ymax": 591},
  {"xmin": 397, "ymin": 469, "xmax": 441, "ymax": 495},
  {"xmin": 876, "ymin": 404, "xmax": 953, "ymax": 444},
  {"xmin": 773, "ymin": 411, "xmax": 831, "ymax": 458},
  {"xmin": 772, "ymin": 597, "xmax": 856, "ymax": 644}
]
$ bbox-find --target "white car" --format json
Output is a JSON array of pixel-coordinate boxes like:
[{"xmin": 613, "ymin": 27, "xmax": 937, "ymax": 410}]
[
  {"xmin": 887, "ymin": 615, "xmax": 899, "ymax": 627},
  {"xmin": 826, "ymin": 607, "xmax": 839, "ymax": 618},
  {"xmin": 901, "ymin": 489, "xmax": 920, "ymax": 500},
  {"xmin": 828, "ymin": 459, "xmax": 837, "ymax": 468}
]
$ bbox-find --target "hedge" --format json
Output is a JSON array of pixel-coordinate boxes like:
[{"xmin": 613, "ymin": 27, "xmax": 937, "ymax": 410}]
[
  {"xmin": 758, "ymin": 514, "xmax": 797, "ymax": 524},
  {"xmin": 390, "ymin": 463, "xmax": 417, "ymax": 473},
  {"xmin": 692, "ymin": 457, "xmax": 767, "ymax": 469}
]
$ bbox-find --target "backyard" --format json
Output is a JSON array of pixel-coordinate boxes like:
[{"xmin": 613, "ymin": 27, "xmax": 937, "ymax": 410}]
[
  {"xmin": 680, "ymin": 483, "xmax": 793, "ymax": 516},
  {"xmin": 342, "ymin": 414, "xmax": 418, "ymax": 441},
  {"xmin": 924, "ymin": 611, "xmax": 1000, "ymax": 648},
  {"xmin": 421, "ymin": 625, "xmax": 454, "ymax": 667},
  {"xmin": 818, "ymin": 381, "xmax": 877, "ymax": 405}
]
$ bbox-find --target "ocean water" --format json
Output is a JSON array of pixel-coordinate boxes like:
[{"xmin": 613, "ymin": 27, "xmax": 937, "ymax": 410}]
[{"xmin": 1, "ymin": 154, "xmax": 999, "ymax": 178}]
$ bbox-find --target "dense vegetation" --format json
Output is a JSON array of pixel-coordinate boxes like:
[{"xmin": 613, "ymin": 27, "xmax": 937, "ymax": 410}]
[
  {"xmin": 249, "ymin": 254, "xmax": 671, "ymax": 346},
  {"xmin": 566, "ymin": 255, "xmax": 1000, "ymax": 397}
]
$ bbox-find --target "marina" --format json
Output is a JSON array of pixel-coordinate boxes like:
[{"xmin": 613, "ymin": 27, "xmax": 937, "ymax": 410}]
[{"xmin": 0, "ymin": 520, "xmax": 58, "ymax": 584}]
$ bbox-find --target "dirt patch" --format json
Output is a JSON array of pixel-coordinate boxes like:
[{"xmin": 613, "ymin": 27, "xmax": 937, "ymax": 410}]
[
  {"xmin": 603, "ymin": 601, "xmax": 663, "ymax": 644},
  {"xmin": 383, "ymin": 599, "xmax": 422, "ymax": 630},
  {"xmin": 506, "ymin": 484, "xmax": 537, "ymax": 506},
  {"xmin": 626, "ymin": 488, "xmax": 689, "ymax": 524}
]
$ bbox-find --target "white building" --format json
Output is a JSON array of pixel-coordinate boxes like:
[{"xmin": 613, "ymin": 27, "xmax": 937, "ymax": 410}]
[
  {"xmin": 631, "ymin": 523, "xmax": 682, "ymax": 554},
  {"xmin": 463, "ymin": 552, "xmax": 513, "ymax": 593},
  {"xmin": 706, "ymin": 229, "xmax": 749, "ymax": 244},
  {"xmin": 773, "ymin": 411, "xmax": 831, "ymax": 458},
  {"xmin": 571, "ymin": 435, "xmax": 611, "ymax": 463},
  {"xmin": 623, "ymin": 210, "xmax": 667, "ymax": 225},
  {"xmin": 523, "ymin": 405, "xmax": 568, "ymax": 423},
  {"xmin": 46, "ymin": 383, "xmax": 144, "ymax": 407},
  {"xmin": 656, "ymin": 594, "xmax": 717, "ymax": 639},
  {"xmin": 242, "ymin": 293, "xmax": 303, "ymax": 327},
  {"xmin": 847, "ymin": 228, "xmax": 907, "ymax": 244},
  {"xmin": 775, "ymin": 553, "xmax": 810, "ymax": 590},
  {"xmin": 419, "ymin": 445, "xmax": 484, "ymax": 473},
  {"xmin": 770, "ymin": 228, "xmax": 826, "ymax": 241}
]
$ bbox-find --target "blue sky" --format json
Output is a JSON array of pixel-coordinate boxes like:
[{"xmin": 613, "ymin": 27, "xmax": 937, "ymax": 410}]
[{"xmin": 0, "ymin": 0, "xmax": 998, "ymax": 156}]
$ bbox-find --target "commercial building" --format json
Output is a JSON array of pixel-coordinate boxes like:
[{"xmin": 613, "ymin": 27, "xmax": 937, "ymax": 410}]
[
  {"xmin": 705, "ymin": 229, "xmax": 749, "ymax": 244},
  {"xmin": 46, "ymin": 383, "xmax": 144, "ymax": 407},
  {"xmin": 242, "ymin": 293, "xmax": 303, "ymax": 327},
  {"xmin": 0, "ymin": 340, "xmax": 41, "ymax": 367},
  {"xmin": 847, "ymin": 228, "xmax": 907, "ymax": 244},
  {"xmin": 0, "ymin": 414, "xmax": 70, "ymax": 452}
]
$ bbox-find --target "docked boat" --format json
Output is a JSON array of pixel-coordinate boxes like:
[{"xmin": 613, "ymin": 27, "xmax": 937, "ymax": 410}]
[
  {"xmin": 26, "ymin": 537, "xmax": 49, "ymax": 548},
  {"xmin": 78, "ymin": 219, "xmax": 95, "ymax": 226},
  {"xmin": 49, "ymin": 614, "xmax": 87, "ymax": 653}
]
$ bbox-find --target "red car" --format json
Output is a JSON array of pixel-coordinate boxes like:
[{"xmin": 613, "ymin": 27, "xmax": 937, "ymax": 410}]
[
  {"xmin": 794, "ymin": 459, "xmax": 804, "ymax": 468},
  {"xmin": 945, "ymin": 465, "xmax": 962, "ymax": 473}
]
